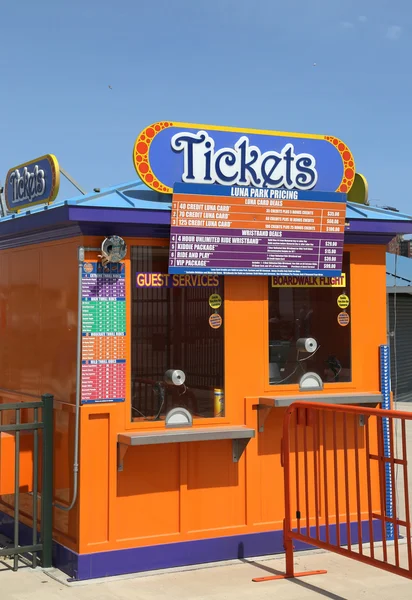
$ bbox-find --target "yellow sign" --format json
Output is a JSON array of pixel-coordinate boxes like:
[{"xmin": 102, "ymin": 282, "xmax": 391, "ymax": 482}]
[
  {"xmin": 271, "ymin": 274, "xmax": 346, "ymax": 288},
  {"xmin": 337, "ymin": 294, "xmax": 350, "ymax": 309},
  {"xmin": 209, "ymin": 313, "xmax": 222, "ymax": 329},
  {"xmin": 348, "ymin": 173, "xmax": 369, "ymax": 206},
  {"xmin": 209, "ymin": 294, "xmax": 222, "ymax": 309},
  {"xmin": 337, "ymin": 311, "xmax": 350, "ymax": 327}
]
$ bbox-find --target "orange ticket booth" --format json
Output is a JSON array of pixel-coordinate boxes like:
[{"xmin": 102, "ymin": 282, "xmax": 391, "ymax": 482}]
[{"xmin": 0, "ymin": 124, "xmax": 411, "ymax": 580}]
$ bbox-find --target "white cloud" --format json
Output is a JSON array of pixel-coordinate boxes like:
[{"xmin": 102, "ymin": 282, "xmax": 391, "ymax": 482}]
[
  {"xmin": 358, "ymin": 16, "xmax": 367, "ymax": 22},
  {"xmin": 386, "ymin": 25, "xmax": 402, "ymax": 40},
  {"xmin": 341, "ymin": 21, "xmax": 354, "ymax": 29}
]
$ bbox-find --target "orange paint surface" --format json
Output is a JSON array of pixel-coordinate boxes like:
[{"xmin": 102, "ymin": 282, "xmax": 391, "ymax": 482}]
[
  {"xmin": 0, "ymin": 238, "xmax": 81, "ymax": 549},
  {"xmin": 0, "ymin": 432, "xmax": 34, "ymax": 495},
  {"xmin": 0, "ymin": 236, "xmax": 387, "ymax": 556}
]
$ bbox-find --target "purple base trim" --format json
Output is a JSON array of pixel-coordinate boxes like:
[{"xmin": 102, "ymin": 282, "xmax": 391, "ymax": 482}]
[
  {"xmin": 0, "ymin": 509, "xmax": 384, "ymax": 581},
  {"xmin": 345, "ymin": 232, "xmax": 396, "ymax": 245},
  {"xmin": 72, "ymin": 520, "xmax": 384, "ymax": 581},
  {"xmin": 0, "ymin": 510, "xmax": 38, "ymax": 547}
]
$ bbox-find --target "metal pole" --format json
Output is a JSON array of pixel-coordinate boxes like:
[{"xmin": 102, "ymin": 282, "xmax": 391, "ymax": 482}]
[
  {"xmin": 54, "ymin": 247, "xmax": 99, "ymax": 512},
  {"xmin": 59, "ymin": 166, "xmax": 87, "ymax": 195},
  {"xmin": 32, "ymin": 406, "xmax": 39, "ymax": 568},
  {"xmin": 13, "ymin": 408, "xmax": 21, "ymax": 571},
  {"xmin": 0, "ymin": 182, "xmax": 7, "ymax": 218},
  {"xmin": 41, "ymin": 394, "xmax": 54, "ymax": 568},
  {"xmin": 380, "ymin": 344, "xmax": 394, "ymax": 541}
]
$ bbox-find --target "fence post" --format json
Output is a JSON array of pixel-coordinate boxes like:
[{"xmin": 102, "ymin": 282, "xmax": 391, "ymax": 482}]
[
  {"xmin": 380, "ymin": 345, "xmax": 394, "ymax": 540},
  {"xmin": 41, "ymin": 394, "xmax": 54, "ymax": 568}
]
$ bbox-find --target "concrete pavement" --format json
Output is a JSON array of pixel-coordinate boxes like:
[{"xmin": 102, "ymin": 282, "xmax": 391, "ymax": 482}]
[{"xmin": 2, "ymin": 545, "xmax": 412, "ymax": 600}]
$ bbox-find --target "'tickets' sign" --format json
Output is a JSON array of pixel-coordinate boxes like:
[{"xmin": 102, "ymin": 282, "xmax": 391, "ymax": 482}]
[
  {"xmin": 133, "ymin": 122, "xmax": 355, "ymax": 195},
  {"xmin": 5, "ymin": 154, "xmax": 60, "ymax": 212}
]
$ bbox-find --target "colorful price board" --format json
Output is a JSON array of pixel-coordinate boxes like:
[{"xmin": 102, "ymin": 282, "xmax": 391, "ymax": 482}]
[
  {"xmin": 169, "ymin": 183, "xmax": 347, "ymax": 277},
  {"xmin": 81, "ymin": 262, "xmax": 126, "ymax": 404}
]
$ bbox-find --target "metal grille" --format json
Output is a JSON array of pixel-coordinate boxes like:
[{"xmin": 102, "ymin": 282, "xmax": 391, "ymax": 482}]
[
  {"xmin": 389, "ymin": 293, "xmax": 412, "ymax": 402},
  {"xmin": 268, "ymin": 252, "xmax": 352, "ymax": 385},
  {"xmin": 0, "ymin": 392, "xmax": 53, "ymax": 571}
]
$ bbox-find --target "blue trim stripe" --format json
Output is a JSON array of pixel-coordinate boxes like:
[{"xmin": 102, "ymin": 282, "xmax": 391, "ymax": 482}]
[{"xmin": 380, "ymin": 344, "xmax": 394, "ymax": 541}]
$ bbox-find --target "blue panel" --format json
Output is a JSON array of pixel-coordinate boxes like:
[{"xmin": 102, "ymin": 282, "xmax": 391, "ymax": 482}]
[{"xmin": 380, "ymin": 344, "xmax": 394, "ymax": 540}]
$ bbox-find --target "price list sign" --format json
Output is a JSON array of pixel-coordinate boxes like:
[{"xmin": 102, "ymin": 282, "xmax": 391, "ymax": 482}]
[
  {"xmin": 81, "ymin": 262, "xmax": 126, "ymax": 404},
  {"xmin": 169, "ymin": 183, "xmax": 347, "ymax": 277}
]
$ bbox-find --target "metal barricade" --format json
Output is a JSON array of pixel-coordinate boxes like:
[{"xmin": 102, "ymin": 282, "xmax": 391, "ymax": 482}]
[
  {"xmin": 0, "ymin": 392, "xmax": 54, "ymax": 571},
  {"xmin": 253, "ymin": 402, "xmax": 412, "ymax": 583}
]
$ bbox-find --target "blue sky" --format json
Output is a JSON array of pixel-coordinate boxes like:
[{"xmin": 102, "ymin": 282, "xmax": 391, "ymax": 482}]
[{"xmin": 1, "ymin": 0, "xmax": 411, "ymax": 210}]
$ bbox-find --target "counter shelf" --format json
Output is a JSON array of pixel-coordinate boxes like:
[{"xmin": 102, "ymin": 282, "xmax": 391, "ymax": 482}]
[
  {"xmin": 254, "ymin": 393, "xmax": 383, "ymax": 432},
  {"xmin": 117, "ymin": 425, "xmax": 255, "ymax": 471}
]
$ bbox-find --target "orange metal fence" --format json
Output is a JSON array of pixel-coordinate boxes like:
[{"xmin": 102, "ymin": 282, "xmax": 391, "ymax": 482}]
[{"xmin": 253, "ymin": 402, "xmax": 412, "ymax": 583}]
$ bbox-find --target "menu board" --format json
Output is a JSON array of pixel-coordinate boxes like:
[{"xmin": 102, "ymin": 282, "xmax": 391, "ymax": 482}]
[
  {"xmin": 169, "ymin": 183, "xmax": 347, "ymax": 277},
  {"xmin": 81, "ymin": 262, "xmax": 126, "ymax": 404}
]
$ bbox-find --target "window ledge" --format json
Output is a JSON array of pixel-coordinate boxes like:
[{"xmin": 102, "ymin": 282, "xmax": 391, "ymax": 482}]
[
  {"xmin": 117, "ymin": 426, "xmax": 255, "ymax": 470},
  {"xmin": 255, "ymin": 393, "xmax": 383, "ymax": 432}
]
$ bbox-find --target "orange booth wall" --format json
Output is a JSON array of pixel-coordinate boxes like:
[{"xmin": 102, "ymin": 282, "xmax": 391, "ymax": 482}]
[{"xmin": 0, "ymin": 236, "xmax": 386, "ymax": 558}]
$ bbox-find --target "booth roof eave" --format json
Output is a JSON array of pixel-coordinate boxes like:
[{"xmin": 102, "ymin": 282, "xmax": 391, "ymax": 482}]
[
  {"xmin": 1, "ymin": 178, "xmax": 412, "ymax": 242},
  {"xmin": 0, "ymin": 205, "xmax": 172, "ymax": 245},
  {"xmin": 1, "ymin": 213, "xmax": 411, "ymax": 248}
]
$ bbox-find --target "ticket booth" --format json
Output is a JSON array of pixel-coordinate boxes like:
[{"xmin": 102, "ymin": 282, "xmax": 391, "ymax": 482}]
[{"xmin": 1, "ymin": 124, "xmax": 412, "ymax": 580}]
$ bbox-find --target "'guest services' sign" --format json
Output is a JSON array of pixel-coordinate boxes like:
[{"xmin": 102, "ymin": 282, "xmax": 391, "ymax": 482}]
[
  {"xmin": 133, "ymin": 122, "xmax": 355, "ymax": 195},
  {"xmin": 5, "ymin": 154, "xmax": 60, "ymax": 212}
]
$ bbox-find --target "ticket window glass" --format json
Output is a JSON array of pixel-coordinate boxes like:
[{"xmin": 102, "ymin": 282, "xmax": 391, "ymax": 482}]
[
  {"xmin": 131, "ymin": 246, "xmax": 225, "ymax": 420},
  {"xmin": 268, "ymin": 253, "xmax": 352, "ymax": 385}
]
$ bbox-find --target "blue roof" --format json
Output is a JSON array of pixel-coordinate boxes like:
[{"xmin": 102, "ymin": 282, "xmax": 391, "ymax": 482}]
[
  {"xmin": 1, "ymin": 179, "xmax": 412, "ymax": 224},
  {"xmin": 386, "ymin": 253, "xmax": 412, "ymax": 287},
  {"xmin": 0, "ymin": 180, "xmax": 172, "ymax": 222},
  {"xmin": 347, "ymin": 203, "xmax": 412, "ymax": 222}
]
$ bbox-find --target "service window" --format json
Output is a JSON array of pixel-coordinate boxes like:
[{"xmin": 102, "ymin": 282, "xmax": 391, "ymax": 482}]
[
  {"xmin": 268, "ymin": 253, "xmax": 351, "ymax": 385},
  {"xmin": 131, "ymin": 246, "xmax": 224, "ymax": 420}
]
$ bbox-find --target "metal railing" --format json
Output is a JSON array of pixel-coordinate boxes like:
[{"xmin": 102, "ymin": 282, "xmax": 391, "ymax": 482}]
[
  {"xmin": 0, "ymin": 393, "xmax": 54, "ymax": 570},
  {"xmin": 253, "ymin": 401, "xmax": 412, "ymax": 583}
]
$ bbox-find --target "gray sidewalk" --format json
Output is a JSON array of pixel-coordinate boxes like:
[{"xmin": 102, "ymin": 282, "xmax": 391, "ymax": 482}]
[{"xmin": 2, "ymin": 546, "xmax": 412, "ymax": 600}]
